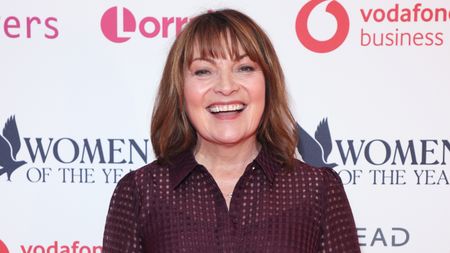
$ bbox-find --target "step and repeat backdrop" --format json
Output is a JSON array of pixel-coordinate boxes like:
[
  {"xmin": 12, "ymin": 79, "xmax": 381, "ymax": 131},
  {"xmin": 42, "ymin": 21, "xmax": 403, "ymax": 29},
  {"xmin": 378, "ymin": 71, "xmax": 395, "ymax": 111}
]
[{"xmin": 1, "ymin": 0, "xmax": 449, "ymax": 252}]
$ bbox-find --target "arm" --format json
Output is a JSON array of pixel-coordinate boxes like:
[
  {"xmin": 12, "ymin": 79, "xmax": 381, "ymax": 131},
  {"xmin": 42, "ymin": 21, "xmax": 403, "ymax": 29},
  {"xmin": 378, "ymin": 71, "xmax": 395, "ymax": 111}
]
[
  {"xmin": 103, "ymin": 171, "xmax": 143, "ymax": 253},
  {"xmin": 318, "ymin": 168, "xmax": 361, "ymax": 253}
]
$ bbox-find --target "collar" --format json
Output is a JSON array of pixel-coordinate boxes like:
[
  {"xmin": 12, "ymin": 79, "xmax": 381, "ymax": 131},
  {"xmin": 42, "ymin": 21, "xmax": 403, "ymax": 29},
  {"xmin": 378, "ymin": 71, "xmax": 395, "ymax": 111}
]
[{"xmin": 169, "ymin": 148, "xmax": 279, "ymax": 189}]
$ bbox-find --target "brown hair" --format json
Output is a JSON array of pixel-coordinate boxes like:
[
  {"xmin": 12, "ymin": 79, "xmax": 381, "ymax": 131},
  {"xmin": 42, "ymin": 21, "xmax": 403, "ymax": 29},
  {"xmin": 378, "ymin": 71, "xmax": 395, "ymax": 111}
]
[{"xmin": 151, "ymin": 9, "xmax": 298, "ymax": 169}]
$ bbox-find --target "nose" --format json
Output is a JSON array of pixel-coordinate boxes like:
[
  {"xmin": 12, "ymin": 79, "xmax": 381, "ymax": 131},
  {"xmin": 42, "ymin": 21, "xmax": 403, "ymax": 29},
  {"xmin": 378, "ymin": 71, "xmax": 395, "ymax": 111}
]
[{"xmin": 213, "ymin": 71, "xmax": 239, "ymax": 95}]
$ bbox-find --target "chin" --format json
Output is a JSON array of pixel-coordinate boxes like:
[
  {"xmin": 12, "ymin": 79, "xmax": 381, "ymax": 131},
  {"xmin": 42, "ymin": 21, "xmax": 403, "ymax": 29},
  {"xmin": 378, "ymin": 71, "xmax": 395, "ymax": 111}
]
[{"xmin": 209, "ymin": 132, "xmax": 256, "ymax": 146}]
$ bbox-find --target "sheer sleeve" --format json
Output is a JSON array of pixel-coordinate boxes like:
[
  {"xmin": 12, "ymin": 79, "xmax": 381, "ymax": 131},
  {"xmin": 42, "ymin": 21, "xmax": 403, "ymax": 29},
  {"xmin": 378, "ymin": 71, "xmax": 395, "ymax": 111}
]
[
  {"xmin": 103, "ymin": 171, "xmax": 143, "ymax": 253},
  {"xmin": 318, "ymin": 168, "xmax": 361, "ymax": 253}
]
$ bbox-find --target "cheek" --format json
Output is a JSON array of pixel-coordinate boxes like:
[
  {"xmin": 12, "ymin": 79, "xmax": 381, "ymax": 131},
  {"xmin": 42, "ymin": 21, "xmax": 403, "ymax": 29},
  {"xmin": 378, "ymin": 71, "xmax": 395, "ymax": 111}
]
[
  {"xmin": 183, "ymin": 76, "xmax": 211, "ymax": 107},
  {"xmin": 184, "ymin": 89, "xmax": 199, "ymax": 110},
  {"xmin": 252, "ymin": 79, "xmax": 266, "ymax": 127},
  {"xmin": 183, "ymin": 80, "xmax": 206, "ymax": 128},
  {"xmin": 255, "ymin": 84, "xmax": 265, "ymax": 105},
  {"xmin": 250, "ymin": 77, "xmax": 266, "ymax": 111},
  {"xmin": 184, "ymin": 78, "xmax": 200, "ymax": 107}
]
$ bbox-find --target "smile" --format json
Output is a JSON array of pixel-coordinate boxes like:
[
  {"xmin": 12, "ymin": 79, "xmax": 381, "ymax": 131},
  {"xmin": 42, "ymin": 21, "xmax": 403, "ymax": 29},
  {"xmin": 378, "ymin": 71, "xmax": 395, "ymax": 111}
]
[{"xmin": 207, "ymin": 103, "xmax": 246, "ymax": 113}]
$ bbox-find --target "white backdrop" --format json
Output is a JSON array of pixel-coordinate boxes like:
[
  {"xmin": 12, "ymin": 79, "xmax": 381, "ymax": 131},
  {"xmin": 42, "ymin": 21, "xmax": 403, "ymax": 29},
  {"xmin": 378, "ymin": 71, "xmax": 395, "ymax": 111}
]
[{"xmin": 1, "ymin": 0, "xmax": 449, "ymax": 252}]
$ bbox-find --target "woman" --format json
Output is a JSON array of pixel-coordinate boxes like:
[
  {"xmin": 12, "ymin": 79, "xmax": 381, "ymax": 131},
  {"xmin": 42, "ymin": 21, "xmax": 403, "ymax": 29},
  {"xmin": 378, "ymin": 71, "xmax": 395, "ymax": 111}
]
[{"xmin": 103, "ymin": 9, "xmax": 360, "ymax": 253}]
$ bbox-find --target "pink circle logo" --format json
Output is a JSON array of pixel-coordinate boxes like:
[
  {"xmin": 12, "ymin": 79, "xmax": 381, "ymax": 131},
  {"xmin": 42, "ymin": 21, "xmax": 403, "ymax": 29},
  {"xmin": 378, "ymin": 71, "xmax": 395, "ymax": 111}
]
[
  {"xmin": 295, "ymin": 0, "xmax": 349, "ymax": 53},
  {"xmin": 0, "ymin": 240, "xmax": 9, "ymax": 253},
  {"xmin": 101, "ymin": 6, "xmax": 136, "ymax": 43}
]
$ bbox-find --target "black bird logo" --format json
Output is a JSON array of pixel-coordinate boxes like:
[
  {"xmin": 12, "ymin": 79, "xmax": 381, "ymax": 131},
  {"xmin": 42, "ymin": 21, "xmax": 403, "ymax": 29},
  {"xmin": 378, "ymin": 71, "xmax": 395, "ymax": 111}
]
[
  {"xmin": 296, "ymin": 118, "xmax": 337, "ymax": 168},
  {"xmin": 0, "ymin": 116, "xmax": 27, "ymax": 181}
]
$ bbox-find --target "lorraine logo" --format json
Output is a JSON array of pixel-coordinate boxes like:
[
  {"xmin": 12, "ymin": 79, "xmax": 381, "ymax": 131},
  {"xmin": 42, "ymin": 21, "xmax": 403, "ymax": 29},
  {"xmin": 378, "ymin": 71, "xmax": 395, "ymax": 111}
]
[
  {"xmin": 101, "ymin": 6, "xmax": 136, "ymax": 43},
  {"xmin": 0, "ymin": 240, "xmax": 9, "ymax": 253},
  {"xmin": 0, "ymin": 115, "xmax": 27, "ymax": 181},
  {"xmin": 296, "ymin": 118, "xmax": 337, "ymax": 168},
  {"xmin": 295, "ymin": 0, "xmax": 350, "ymax": 53},
  {"xmin": 100, "ymin": 6, "xmax": 189, "ymax": 43}
]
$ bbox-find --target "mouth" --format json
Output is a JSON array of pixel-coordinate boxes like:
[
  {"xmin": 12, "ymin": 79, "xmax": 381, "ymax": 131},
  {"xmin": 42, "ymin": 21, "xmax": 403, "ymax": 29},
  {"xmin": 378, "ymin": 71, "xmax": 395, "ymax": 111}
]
[{"xmin": 206, "ymin": 103, "xmax": 247, "ymax": 114}]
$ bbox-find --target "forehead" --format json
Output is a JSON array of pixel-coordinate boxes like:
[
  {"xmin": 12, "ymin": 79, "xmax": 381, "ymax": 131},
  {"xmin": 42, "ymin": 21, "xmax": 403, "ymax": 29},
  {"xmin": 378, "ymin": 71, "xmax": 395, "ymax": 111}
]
[
  {"xmin": 184, "ymin": 28, "xmax": 259, "ymax": 65},
  {"xmin": 190, "ymin": 40, "xmax": 246, "ymax": 60}
]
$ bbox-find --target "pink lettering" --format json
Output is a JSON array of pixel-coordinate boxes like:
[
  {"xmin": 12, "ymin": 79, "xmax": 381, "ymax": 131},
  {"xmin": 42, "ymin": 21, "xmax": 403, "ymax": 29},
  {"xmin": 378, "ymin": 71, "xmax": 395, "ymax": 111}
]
[
  {"xmin": 139, "ymin": 17, "xmax": 160, "ymax": 38},
  {"xmin": 19, "ymin": 242, "xmax": 102, "ymax": 253},
  {"xmin": 162, "ymin": 17, "xmax": 174, "ymax": 38},
  {"xmin": 4, "ymin": 16, "xmax": 21, "ymax": 38},
  {"xmin": 1, "ymin": 15, "xmax": 58, "ymax": 39},
  {"xmin": 175, "ymin": 17, "xmax": 189, "ymax": 35},
  {"xmin": 34, "ymin": 245, "xmax": 45, "ymax": 253},
  {"xmin": 373, "ymin": 9, "xmax": 385, "ymax": 22},
  {"xmin": 79, "ymin": 245, "xmax": 90, "ymax": 253},
  {"xmin": 20, "ymin": 245, "xmax": 32, "ymax": 253},
  {"xmin": 26, "ymin": 16, "xmax": 41, "ymax": 38},
  {"xmin": 360, "ymin": 9, "xmax": 372, "ymax": 22},
  {"xmin": 45, "ymin": 17, "xmax": 59, "ymax": 39}
]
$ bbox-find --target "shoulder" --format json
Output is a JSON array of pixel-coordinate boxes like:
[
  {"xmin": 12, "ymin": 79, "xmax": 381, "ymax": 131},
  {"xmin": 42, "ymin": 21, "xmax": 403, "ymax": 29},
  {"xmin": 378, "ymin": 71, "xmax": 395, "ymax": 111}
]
[
  {"xmin": 281, "ymin": 159, "xmax": 342, "ymax": 188},
  {"xmin": 114, "ymin": 160, "xmax": 170, "ymax": 194},
  {"xmin": 288, "ymin": 159, "xmax": 352, "ymax": 212},
  {"xmin": 289, "ymin": 158, "xmax": 343, "ymax": 185}
]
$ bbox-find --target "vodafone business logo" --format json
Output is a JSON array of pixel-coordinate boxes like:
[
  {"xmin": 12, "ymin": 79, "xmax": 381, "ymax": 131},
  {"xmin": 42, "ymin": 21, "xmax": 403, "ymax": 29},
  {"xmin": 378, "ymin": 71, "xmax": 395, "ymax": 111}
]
[
  {"xmin": 295, "ymin": 0, "xmax": 350, "ymax": 53},
  {"xmin": 100, "ymin": 6, "xmax": 189, "ymax": 43},
  {"xmin": 296, "ymin": 1, "xmax": 449, "ymax": 51}
]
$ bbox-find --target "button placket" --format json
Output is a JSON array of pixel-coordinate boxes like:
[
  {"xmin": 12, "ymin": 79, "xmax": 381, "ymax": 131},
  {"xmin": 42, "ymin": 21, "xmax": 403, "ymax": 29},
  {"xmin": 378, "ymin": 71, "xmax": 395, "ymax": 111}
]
[
  {"xmin": 197, "ymin": 165, "xmax": 232, "ymax": 251},
  {"xmin": 229, "ymin": 166, "xmax": 257, "ymax": 247}
]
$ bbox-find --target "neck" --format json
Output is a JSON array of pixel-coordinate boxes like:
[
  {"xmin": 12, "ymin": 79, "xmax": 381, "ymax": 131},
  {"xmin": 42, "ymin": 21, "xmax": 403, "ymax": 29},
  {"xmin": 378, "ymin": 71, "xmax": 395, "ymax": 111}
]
[{"xmin": 194, "ymin": 137, "xmax": 260, "ymax": 177}]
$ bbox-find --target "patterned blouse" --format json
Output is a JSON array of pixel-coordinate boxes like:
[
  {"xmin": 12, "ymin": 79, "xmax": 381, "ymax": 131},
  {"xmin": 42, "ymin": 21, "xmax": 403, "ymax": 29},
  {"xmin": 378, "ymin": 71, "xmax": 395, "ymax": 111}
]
[{"xmin": 103, "ymin": 149, "xmax": 361, "ymax": 253}]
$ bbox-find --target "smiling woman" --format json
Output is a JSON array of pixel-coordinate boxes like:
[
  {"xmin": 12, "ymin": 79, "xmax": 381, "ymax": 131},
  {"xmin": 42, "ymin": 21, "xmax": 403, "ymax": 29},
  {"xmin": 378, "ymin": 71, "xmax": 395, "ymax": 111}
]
[
  {"xmin": 151, "ymin": 9, "xmax": 297, "ymax": 170},
  {"xmin": 103, "ymin": 9, "xmax": 360, "ymax": 253},
  {"xmin": 184, "ymin": 51, "xmax": 266, "ymax": 151}
]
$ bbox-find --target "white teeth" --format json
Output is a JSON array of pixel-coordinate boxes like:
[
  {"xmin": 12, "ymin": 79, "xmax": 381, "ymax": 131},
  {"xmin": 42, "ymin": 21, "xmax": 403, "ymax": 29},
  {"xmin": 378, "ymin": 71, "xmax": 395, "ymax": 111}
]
[{"xmin": 208, "ymin": 104, "xmax": 245, "ymax": 113}]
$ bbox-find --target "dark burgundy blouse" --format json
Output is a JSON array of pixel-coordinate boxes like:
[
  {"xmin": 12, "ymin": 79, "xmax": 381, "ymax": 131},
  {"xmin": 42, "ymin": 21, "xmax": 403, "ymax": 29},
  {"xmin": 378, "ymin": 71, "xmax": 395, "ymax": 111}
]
[{"xmin": 103, "ymin": 149, "xmax": 360, "ymax": 253}]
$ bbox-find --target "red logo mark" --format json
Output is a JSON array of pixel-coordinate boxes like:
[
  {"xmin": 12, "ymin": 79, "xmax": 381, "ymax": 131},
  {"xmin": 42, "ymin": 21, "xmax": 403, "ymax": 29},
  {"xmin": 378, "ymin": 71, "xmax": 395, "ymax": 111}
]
[
  {"xmin": 101, "ymin": 7, "xmax": 136, "ymax": 43},
  {"xmin": 296, "ymin": 0, "xmax": 349, "ymax": 53},
  {"xmin": 0, "ymin": 240, "xmax": 9, "ymax": 253}
]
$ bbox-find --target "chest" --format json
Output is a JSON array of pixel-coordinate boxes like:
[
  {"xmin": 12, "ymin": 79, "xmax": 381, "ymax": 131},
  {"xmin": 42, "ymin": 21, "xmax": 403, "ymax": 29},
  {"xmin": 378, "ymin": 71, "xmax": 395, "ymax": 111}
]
[{"xmin": 140, "ymin": 168, "xmax": 323, "ymax": 252}]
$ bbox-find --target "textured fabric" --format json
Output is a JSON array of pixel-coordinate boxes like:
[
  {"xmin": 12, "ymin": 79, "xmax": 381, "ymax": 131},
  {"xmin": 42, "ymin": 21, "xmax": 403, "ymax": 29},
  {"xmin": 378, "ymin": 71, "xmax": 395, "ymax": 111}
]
[{"xmin": 103, "ymin": 149, "xmax": 361, "ymax": 253}]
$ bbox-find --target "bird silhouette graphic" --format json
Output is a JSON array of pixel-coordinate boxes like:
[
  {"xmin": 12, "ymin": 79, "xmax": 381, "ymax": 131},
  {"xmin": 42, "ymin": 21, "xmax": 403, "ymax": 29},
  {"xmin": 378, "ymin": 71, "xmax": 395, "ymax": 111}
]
[
  {"xmin": 296, "ymin": 118, "xmax": 337, "ymax": 168},
  {"xmin": 0, "ymin": 116, "xmax": 27, "ymax": 181}
]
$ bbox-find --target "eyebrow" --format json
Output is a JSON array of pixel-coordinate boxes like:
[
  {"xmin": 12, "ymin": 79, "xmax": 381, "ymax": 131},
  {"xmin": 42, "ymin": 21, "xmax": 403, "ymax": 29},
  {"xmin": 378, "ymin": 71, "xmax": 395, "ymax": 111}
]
[{"xmin": 191, "ymin": 54, "xmax": 249, "ymax": 63}]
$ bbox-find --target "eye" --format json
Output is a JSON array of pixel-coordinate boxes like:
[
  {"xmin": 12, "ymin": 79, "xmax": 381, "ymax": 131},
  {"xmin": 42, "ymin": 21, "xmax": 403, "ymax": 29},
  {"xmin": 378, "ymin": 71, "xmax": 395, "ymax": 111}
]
[
  {"xmin": 238, "ymin": 65, "xmax": 255, "ymax": 72},
  {"xmin": 193, "ymin": 69, "xmax": 211, "ymax": 76}
]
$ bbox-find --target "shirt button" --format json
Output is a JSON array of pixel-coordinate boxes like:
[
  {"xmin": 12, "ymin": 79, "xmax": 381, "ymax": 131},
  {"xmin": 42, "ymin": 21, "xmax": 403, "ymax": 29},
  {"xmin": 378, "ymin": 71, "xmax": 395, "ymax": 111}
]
[{"xmin": 232, "ymin": 217, "xmax": 239, "ymax": 224}]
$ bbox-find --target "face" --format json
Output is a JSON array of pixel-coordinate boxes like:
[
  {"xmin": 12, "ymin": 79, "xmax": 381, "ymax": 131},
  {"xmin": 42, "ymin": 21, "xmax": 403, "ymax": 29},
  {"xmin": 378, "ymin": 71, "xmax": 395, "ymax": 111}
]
[{"xmin": 183, "ymin": 47, "xmax": 265, "ymax": 148}]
